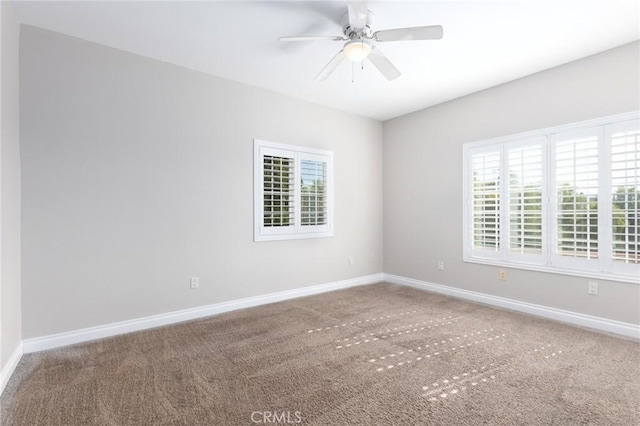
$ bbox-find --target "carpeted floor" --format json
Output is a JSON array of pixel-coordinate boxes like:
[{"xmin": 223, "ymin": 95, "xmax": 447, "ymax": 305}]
[{"xmin": 2, "ymin": 282, "xmax": 639, "ymax": 425}]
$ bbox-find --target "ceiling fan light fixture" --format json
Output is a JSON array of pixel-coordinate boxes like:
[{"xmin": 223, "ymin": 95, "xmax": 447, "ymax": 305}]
[
  {"xmin": 343, "ymin": 39, "xmax": 372, "ymax": 62},
  {"xmin": 278, "ymin": 1, "xmax": 443, "ymax": 81}
]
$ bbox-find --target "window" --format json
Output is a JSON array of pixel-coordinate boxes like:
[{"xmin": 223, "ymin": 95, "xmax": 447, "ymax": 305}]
[
  {"xmin": 551, "ymin": 127, "xmax": 600, "ymax": 268},
  {"xmin": 470, "ymin": 148, "xmax": 501, "ymax": 255},
  {"xmin": 508, "ymin": 140, "xmax": 545, "ymax": 260},
  {"xmin": 609, "ymin": 120, "xmax": 640, "ymax": 267},
  {"xmin": 463, "ymin": 112, "xmax": 639, "ymax": 283},
  {"xmin": 254, "ymin": 139, "xmax": 333, "ymax": 241}
]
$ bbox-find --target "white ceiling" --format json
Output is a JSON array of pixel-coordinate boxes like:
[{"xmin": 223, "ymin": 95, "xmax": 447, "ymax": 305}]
[{"xmin": 11, "ymin": 0, "xmax": 640, "ymax": 121}]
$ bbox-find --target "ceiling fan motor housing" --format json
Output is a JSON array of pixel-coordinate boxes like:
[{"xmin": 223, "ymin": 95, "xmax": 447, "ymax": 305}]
[{"xmin": 342, "ymin": 10, "xmax": 376, "ymax": 39}]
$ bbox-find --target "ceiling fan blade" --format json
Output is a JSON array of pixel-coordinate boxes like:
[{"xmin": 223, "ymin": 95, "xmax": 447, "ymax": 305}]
[
  {"xmin": 374, "ymin": 25, "xmax": 443, "ymax": 42},
  {"xmin": 347, "ymin": 1, "xmax": 368, "ymax": 29},
  {"xmin": 315, "ymin": 50, "xmax": 345, "ymax": 81},
  {"xmin": 367, "ymin": 47, "xmax": 401, "ymax": 81},
  {"xmin": 279, "ymin": 35, "xmax": 346, "ymax": 42}
]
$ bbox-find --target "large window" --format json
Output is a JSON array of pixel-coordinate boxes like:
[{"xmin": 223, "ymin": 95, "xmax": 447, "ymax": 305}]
[
  {"xmin": 254, "ymin": 139, "xmax": 333, "ymax": 241},
  {"xmin": 463, "ymin": 112, "xmax": 639, "ymax": 283}
]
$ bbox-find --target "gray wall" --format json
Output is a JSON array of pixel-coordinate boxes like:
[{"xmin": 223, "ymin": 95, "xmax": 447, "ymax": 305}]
[
  {"xmin": 384, "ymin": 41, "xmax": 640, "ymax": 325},
  {"xmin": 17, "ymin": 25, "xmax": 640, "ymax": 341},
  {"xmin": 20, "ymin": 26, "xmax": 383, "ymax": 339},
  {"xmin": 1, "ymin": 2, "xmax": 22, "ymax": 371}
]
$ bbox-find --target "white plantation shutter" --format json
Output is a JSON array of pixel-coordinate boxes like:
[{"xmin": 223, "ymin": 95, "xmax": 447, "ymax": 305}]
[
  {"xmin": 469, "ymin": 148, "xmax": 501, "ymax": 258},
  {"xmin": 254, "ymin": 140, "xmax": 333, "ymax": 241},
  {"xmin": 463, "ymin": 111, "xmax": 639, "ymax": 283},
  {"xmin": 552, "ymin": 128, "xmax": 600, "ymax": 266},
  {"xmin": 609, "ymin": 119, "xmax": 640, "ymax": 268},
  {"xmin": 258, "ymin": 147, "xmax": 296, "ymax": 237},
  {"xmin": 506, "ymin": 139, "xmax": 545, "ymax": 260},
  {"xmin": 263, "ymin": 155, "xmax": 295, "ymax": 228},
  {"xmin": 300, "ymin": 157, "xmax": 328, "ymax": 227}
]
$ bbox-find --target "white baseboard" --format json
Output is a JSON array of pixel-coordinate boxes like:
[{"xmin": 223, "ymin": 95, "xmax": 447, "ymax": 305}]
[
  {"xmin": 22, "ymin": 273, "xmax": 384, "ymax": 354},
  {"xmin": 17, "ymin": 271, "xmax": 639, "ymax": 357},
  {"xmin": 0, "ymin": 342, "xmax": 23, "ymax": 396},
  {"xmin": 384, "ymin": 273, "xmax": 640, "ymax": 339}
]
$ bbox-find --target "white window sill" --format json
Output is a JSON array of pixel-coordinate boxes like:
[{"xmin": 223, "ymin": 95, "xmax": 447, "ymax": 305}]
[
  {"xmin": 463, "ymin": 257, "xmax": 640, "ymax": 284},
  {"xmin": 254, "ymin": 232, "xmax": 334, "ymax": 242}
]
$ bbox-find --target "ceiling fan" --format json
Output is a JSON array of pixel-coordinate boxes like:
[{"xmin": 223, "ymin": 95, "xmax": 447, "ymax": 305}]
[{"xmin": 279, "ymin": 1, "xmax": 443, "ymax": 81}]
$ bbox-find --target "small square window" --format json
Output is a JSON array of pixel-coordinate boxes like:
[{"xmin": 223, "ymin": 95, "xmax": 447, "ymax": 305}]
[{"xmin": 254, "ymin": 139, "xmax": 333, "ymax": 241}]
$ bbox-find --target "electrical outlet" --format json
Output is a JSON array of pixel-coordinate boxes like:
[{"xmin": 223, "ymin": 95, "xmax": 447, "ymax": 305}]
[
  {"xmin": 190, "ymin": 276, "xmax": 199, "ymax": 289},
  {"xmin": 588, "ymin": 281, "xmax": 598, "ymax": 296},
  {"xmin": 499, "ymin": 269, "xmax": 507, "ymax": 281},
  {"xmin": 370, "ymin": 254, "xmax": 376, "ymax": 263},
  {"xmin": 437, "ymin": 261, "xmax": 444, "ymax": 271},
  {"xmin": 349, "ymin": 257, "xmax": 354, "ymax": 267}
]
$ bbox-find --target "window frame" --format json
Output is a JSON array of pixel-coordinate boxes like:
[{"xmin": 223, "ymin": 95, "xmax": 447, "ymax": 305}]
[
  {"xmin": 463, "ymin": 111, "xmax": 640, "ymax": 284},
  {"xmin": 254, "ymin": 139, "xmax": 334, "ymax": 242}
]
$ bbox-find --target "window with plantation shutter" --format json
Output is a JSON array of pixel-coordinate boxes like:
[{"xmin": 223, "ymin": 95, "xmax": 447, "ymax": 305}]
[
  {"xmin": 507, "ymin": 140, "xmax": 545, "ymax": 260},
  {"xmin": 470, "ymin": 149, "xmax": 501, "ymax": 258},
  {"xmin": 300, "ymin": 159, "xmax": 327, "ymax": 227},
  {"xmin": 551, "ymin": 128, "xmax": 600, "ymax": 265},
  {"xmin": 263, "ymin": 155, "xmax": 295, "ymax": 228},
  {"xmin": 609, "ymin": 119, "xmax": 639, "ymax": 272},
  {"xmin": 464, "ymin": 112, "xmax": 639, "ymax": 283},
  {"xmin": 254, "ymin": 140, "xmax": 333, "ymax": 241}
]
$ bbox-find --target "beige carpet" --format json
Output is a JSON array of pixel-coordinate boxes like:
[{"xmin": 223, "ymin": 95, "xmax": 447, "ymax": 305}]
[{"xmin": 2, "ymin": 283, "xmax": 639, "ymax": 425}]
